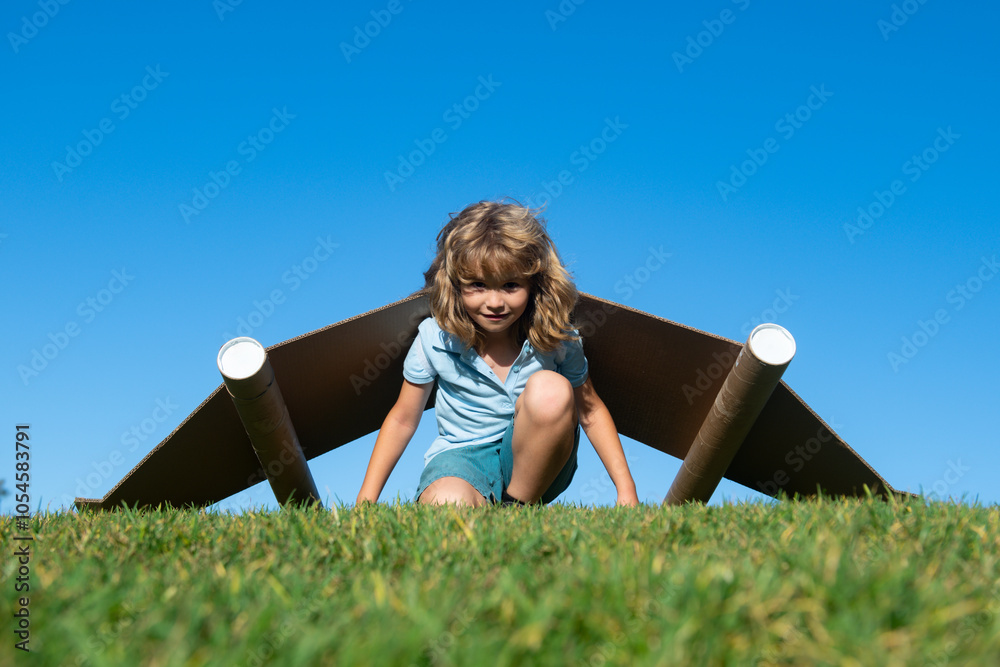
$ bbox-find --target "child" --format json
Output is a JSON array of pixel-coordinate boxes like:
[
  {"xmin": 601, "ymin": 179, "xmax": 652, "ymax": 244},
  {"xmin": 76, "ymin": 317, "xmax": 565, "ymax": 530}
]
[{"xmin": 356, "ymin": 201, "xmax": 638, "ymax": 507}]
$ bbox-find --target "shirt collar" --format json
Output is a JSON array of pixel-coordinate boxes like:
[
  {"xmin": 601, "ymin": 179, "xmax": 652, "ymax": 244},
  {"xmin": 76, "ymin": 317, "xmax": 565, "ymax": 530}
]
[
  {"xmin": 431, "ymin": 326, "xmax": 533, "ymax": 358},
  {"xmin": 431, "ymin": 328, "xmax": 470, "ymax": 355}
]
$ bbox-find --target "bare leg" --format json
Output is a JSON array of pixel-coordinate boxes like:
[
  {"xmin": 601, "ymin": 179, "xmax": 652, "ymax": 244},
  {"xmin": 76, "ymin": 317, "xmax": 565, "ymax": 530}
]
[
  {"xmin": 419, "ymin": 476, "xmax": 488, "ymax": 507},
  {"xmin": 505, "ymin": 370, "xmax": 577, "ymax": 504}
]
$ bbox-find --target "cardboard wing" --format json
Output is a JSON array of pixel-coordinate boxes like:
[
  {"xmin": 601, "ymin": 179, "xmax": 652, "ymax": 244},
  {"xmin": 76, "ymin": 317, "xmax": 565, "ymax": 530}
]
[{"xmin": 75, "ymin": 293, "xmax": 904, "ymax": 510}]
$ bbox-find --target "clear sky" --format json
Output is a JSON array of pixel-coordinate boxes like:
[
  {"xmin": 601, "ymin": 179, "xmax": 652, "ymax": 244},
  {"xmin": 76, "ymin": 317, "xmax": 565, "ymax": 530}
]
[{"xmin": 3, "ymin": 0, "xmax": 998, "ymax": 513}]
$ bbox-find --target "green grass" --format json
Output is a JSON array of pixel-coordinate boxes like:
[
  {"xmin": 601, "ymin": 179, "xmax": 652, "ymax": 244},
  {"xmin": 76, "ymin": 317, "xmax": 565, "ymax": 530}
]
[{"xmin": 2, "ymin": 497, "xmax": 999, "ymax": 666}]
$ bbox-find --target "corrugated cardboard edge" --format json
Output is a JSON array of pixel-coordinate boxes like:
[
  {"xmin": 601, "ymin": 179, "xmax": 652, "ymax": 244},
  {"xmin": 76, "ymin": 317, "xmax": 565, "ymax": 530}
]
[
  {"xmin": 574, "ymin": 293, "xmax": 912, "ymax": 500},
  {"xmin": 76, "ymin": 295, "xmax": 429, "ymax": 511},
  {"xmin": 76, "ymin": 292, "xmax": 912, "ymax": 510}
]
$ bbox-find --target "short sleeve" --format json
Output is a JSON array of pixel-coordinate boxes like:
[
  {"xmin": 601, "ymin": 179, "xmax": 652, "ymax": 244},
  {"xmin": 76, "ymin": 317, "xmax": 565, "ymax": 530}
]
[
  {"xmin": 402, "ymin": 320, "xmax": 437, "ymax": 384},
  {"xmin": 555, "ymin": 333, "xmax": 588, "ymax": 388}
]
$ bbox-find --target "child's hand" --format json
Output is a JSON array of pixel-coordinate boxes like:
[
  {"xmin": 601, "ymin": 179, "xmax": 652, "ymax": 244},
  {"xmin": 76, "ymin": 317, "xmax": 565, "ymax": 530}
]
[
  {"xmin": 355, "ymin": 492, "xmax": 378, "ymax": 506},
  {"xmin": 616, "ymin": 489, "xmax": 640, "ymax": 507}
]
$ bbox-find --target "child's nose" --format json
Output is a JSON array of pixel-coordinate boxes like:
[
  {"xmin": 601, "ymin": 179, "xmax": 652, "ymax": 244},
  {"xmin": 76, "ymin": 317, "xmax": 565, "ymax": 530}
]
[{"xmin": 486, "ymin": 291, "xmax": 504, "ymax": 308}]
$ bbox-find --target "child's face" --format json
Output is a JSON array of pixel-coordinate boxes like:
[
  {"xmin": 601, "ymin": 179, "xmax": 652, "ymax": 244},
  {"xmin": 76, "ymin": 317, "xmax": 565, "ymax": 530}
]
[{"xmin": 460, "ymin": 274, "xmax": 530, "ymax": 340}]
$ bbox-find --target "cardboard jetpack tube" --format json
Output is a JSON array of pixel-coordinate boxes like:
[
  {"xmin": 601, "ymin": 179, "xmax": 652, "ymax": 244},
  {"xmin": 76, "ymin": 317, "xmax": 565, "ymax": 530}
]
[
  {"xmin": 217, "ymin": 337, "xmax": 322, "ymax": 507},
  {"xmin": 664, "ymin": 324, "xmax": 796, "ymax": 505}
]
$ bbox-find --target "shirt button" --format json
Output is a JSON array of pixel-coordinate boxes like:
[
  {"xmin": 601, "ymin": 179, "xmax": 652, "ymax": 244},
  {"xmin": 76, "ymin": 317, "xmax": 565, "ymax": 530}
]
[{"xmin": 512, "ymin": 366, "xmax": 519, "ymax": 372}]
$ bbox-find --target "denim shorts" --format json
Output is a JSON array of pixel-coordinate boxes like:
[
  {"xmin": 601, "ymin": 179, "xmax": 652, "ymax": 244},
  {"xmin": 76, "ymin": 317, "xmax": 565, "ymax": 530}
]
[{"xmin": 416, "ymin": 416, "xmax": 579, "ymax": 504}]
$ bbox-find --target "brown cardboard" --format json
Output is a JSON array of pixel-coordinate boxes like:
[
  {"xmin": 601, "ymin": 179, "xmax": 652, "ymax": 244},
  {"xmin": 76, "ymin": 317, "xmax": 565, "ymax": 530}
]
[
  {"xmin": 219, "ymin": 339, "xmax": 321, "ymax": 507},
  {"xmin": 75, "ymin": 293, "xmax": 907, "ymax": 510},
  {"xmin": 664, "ymin": 325, "xmax": 794, "ymax": 504}
]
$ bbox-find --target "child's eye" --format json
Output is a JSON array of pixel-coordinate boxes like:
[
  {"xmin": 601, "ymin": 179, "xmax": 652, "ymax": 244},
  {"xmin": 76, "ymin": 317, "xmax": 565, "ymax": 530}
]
[{"xmin": 503, "ymin": 282, "xmax": 521, "ymax": 290}]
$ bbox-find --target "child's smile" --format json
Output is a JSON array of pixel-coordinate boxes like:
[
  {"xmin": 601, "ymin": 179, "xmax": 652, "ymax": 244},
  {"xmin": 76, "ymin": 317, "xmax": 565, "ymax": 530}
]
[{"xmin": 461, "ymin": 276, "xmax": 530, "ymax": 339}]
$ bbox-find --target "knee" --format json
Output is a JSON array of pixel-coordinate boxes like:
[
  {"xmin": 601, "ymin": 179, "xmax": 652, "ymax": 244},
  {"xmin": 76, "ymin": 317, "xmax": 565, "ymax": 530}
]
[
  {"xmin": 521, "ymin": 371, "xmax": 575, "ymax": 424},
  {"xmin": 419, "ymin": 478, "xmax": 485, "ymax": 507}
]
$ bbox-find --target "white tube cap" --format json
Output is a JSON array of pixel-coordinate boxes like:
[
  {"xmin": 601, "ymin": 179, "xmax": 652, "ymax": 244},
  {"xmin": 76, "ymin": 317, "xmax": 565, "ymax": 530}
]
[
  {"xmin": 217, "ymin": 337, "xmax": 267, "ymax": 380},
  {"xmin": 748, "ymin": 324, "xmax": 796, "ymax": 366}
]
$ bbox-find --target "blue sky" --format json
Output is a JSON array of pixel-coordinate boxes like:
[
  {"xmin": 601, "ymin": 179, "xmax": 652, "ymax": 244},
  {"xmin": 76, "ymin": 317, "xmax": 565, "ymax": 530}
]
[{"xmin": 3, "ymin": 0, "xmax": 997, "ymax": 513}]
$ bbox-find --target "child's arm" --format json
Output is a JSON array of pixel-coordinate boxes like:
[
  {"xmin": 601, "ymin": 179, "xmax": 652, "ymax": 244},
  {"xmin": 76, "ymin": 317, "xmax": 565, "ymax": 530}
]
[
  {"xmin": 356, "ymin": 379, "xmax": 434, "ymax": 504},
  {"xmin": 573, "ymin": 377, "xmax": 640, "ymax": 506}
]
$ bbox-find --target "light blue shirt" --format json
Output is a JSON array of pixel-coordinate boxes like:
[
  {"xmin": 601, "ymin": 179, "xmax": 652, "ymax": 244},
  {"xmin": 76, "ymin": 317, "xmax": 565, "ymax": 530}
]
[{"xmin": 403, "ymin": 317, "xmax": 589, "ymax": 464}]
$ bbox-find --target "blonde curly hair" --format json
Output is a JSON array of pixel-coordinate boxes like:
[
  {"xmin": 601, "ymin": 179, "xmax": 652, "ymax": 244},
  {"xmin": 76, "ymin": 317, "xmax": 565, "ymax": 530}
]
[{"xmin": 422, "ymin": 201, "xmax": 579, "ymax": 353}]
